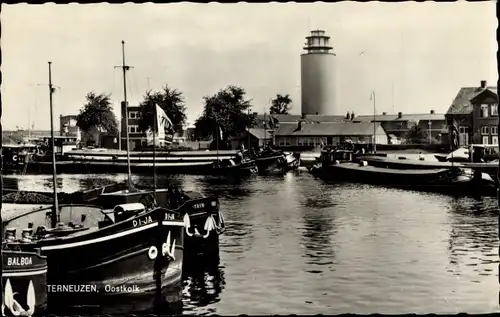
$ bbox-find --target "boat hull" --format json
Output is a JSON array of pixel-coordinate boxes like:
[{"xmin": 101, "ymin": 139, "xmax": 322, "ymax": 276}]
[
  {"xmin": 322, "ymin": 163, "xmax": 497, "ymax": 197},
  {"xmin": 4, "ymin": 206, "xmax": 184, "ymax": 313},
  {"xmin": 81, "ymin": 185, "xmax": 225, "ymax": 258},
  {"xmin": 2, "ymin": 249, "xmax": 48, "ymax": 316}
]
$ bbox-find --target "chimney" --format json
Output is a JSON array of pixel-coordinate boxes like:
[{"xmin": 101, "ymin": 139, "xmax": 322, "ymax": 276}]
[
  {"xmin": 398, "ymin": 112, "xmax": 403, "ymax": 119},
  {"xmin": 382, "ymin": 112, "xmax": 387, "ymax": 115},
  {"xmin": 480, "ymin": 80, "xmax": 487, "ymax": 88},
  {"xmin": 430, "ymin": 110, "xmax": 435, "ymax": 114}
]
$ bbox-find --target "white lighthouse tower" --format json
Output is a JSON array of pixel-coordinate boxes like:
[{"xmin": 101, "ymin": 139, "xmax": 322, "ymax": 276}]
[{"xmin": 300, "ymin": 30, "xmax": 336, "ymax": 115}]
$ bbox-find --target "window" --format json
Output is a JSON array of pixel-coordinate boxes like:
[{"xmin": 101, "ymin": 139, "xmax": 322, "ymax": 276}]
[
  {"xmin": 277, "ymin": 138, "xmax": 285, "ymax": 146},
  {"xmin": 491, "ymin": 103, "xmax": 498, "ymax": 116},
  {"xmin": 297, "ymin": 138, "xmax": 305, "ymax": 146},
  {"xmin": 128, "ymin": 125, "xmax": 139, "ymax": 133},
  {"xmin": 481, "ymin": 104, "xmax": 489, "ymax": 117},
  {"xmin": 481, "ymin": 126, "xmax": 489, "ymax": 135},
  {"xmin": 128, "ymin": 111, "xmax": 137, "ymax": 119},
  {"xmin": 492, "ymin": 136, "xmax": 498, "ymax": 145},
  {"xmin": 482, "ymin": 136, "xmax": 489, "ymax": 145},
  {"xmin": 284, "ymin": 138, "xmax": 292, "ymax": 146},
  {"xmin": 491, "ymin": 126, "xmax": 498, "ymax": 135},
  {"xmin": 459, "ymin": 126, "xmax": 469, "ymax": 134}
]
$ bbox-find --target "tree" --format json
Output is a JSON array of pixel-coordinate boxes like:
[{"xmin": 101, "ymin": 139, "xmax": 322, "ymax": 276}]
[
  {"xmin": 194, "ymin": 85, "xmax": 256, "ymax": 141},
  {"xmin": 137, "ymin": 85, "xmax": 187, "ymax": 134},
  {"xmin": 269, "ymin": 94, "xmax": 292, "ymax": 114},
  {"xmin": 404, "ymin": 125, "xmax": 428, "ymax": 144},
  {"xmin": 76, "ymin": 92, "xmax": 118, "ymax": 135}
]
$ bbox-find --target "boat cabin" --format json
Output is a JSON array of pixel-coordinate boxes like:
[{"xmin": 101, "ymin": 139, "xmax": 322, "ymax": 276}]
[
  {"xmin": 34, "ymin": 136, "xmax": 78, "ymax": 157},
  {"xmin": 320, "ymin": 147, "xmax": 355, "ymax": 167}
]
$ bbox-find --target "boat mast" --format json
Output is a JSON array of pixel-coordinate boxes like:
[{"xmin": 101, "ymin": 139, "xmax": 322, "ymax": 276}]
[
  {"xmin": 48, "ymin": 61, "xmax": 59, "ymax": 228},
  {"xmin": 120, "ymin": 40, "xmax": 133, "ymax": 188},
  {"xmin": 215, "ymin": 116, "xmax": 219, "ymax": 161},
  {"xmin": 152, "ymin": 101, "xmax": 157, "ymax": 197}
]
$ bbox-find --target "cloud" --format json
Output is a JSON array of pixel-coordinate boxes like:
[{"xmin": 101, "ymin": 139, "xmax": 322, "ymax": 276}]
[{"xmin": 1, "ymin": 2, "xmax": 497, "ymax": 130}]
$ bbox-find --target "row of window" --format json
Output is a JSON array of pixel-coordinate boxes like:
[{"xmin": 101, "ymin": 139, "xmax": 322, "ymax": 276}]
[
  {"xmin": 481, "ymin": 135, "xmax": 499, "ymax": 145},
  {"xmin": 128, "ymin": 111, "xmax": 139, "ymax": 119},
  {"xmin": 480, "ymin": 125, "xmax": 498, "ymax": 135},
  {"xmin": 128, "ymin": 125, "xmax": 140, "ymax": 133},
  {"xmin": 278, "ymin": 137, "xmax": 328, "ymax": 147},
  {"xmin": 277, "ymin": 136, "xmax": 371, "ymax": 147},
  {"xmin": 479, "ymin": 103, "xmax": 498, "ymax": 118}
]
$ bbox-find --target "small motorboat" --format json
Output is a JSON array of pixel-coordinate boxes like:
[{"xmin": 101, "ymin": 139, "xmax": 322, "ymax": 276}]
[{"xmin": 212, "ymin": 151, "xmax": 258, "ymax": 176}]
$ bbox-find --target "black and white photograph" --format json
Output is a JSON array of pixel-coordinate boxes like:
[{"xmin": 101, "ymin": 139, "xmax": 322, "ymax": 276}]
[{"xmin": 0, "ymin": 1, "xmax": 498, "ymax": 316}]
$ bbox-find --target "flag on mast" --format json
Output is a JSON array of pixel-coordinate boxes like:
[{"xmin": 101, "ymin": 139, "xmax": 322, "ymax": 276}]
[
  {"xmin": 218, "ymin": 125, "xmax": 223, "ymax": 140},
  {"xmin": 147, "ymin": 104, "xmax": 174, "ymax": 145}
]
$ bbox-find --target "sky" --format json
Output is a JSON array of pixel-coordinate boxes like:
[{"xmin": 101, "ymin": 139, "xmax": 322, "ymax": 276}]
[{"xmin": 1, "ymin": 2, "xmax": 497, "ymax": 131}]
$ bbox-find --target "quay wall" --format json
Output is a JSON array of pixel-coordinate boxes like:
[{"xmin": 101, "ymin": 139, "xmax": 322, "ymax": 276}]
[{"xmin": 277, "ymin": 144, "xmax": 449, "ymax": 153}]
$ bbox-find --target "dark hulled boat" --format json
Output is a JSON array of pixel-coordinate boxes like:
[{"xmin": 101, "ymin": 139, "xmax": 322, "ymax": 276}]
[
  {"xmin": 326, "ymin": 162, "xmax": 497, "ymax": 196},
  {"xmin": 250, "ymin": 147, "xmax": 300, "ymax": 174},
  {"xmin": 3, "ymin": 202, "xmax": 185, "ymax": 312},
  {"xmin": 313, "ymin": 146, "xmax": 497, "ymax": 197},
  {"xmin": 1, "ymin": 59, "xmax": 188, "ymax": 314},
  {"xmin": 1, "ymin": 143, "xmax": 40, "ymax": 173},
  {"xmin": 81, "ymin": 184, "xmax": 226, "ymax": 256},
  {"xmin": 211, "ymin": 155, "xmax": 258, "ymax": 177},
  {"xmin": 2, "ymin": 248, "xmax": 48, "ymax": 316}
]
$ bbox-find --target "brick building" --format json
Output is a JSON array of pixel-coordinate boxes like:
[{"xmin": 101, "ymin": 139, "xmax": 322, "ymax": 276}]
[{"xmin": 446, "ymin": 80, "xmax": 498, "ymax": 149}]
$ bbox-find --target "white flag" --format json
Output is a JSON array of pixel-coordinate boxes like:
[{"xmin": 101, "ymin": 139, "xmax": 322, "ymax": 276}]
[
  {"xmin": 156, "ymin": 104, "xmax": 173, "ymax": 133},
  {"xmin": 218, "ymin": 125, "xmax": 223, "ymax": 140}
]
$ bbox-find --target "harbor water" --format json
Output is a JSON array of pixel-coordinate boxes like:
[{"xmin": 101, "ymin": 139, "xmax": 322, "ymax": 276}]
[{"xmin": 2, "ymin": 170, "xmax": 499, "ymax": 314}]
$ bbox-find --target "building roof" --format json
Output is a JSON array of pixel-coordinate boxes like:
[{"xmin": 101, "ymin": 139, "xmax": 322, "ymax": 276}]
[
  {"xmin": 256, "ymin": 114, "xmax": 346, "ymax": 123},
  {"xmin": 248, "ymin": 128, "xmax": 272, "ymax": 140},
  {"xmin": 356, "ymin": 113, "xmax": 445, "ymax": 122},
  {"xmin": 447, "ymin": 86, "xmax": 498, "ymax": 115},
  {"xmin": 275, "ymin": 122, "xmax": 384, "ymax": 137},
  {"xmin": 256, "ymin": 113, "xmax": 444, "ymax": 124}
]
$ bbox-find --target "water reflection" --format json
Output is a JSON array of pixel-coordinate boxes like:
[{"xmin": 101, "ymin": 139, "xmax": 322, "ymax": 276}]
[
  {"xmin": 2, "ymin": 176, "xmax": 20, "ymax": 191},
  {"xmin": 46, "ymin": 284, "xmax": 183, "ymax": 316},
  {"xmin": 295, "ymin": 180, "xmax": 338, "ymax": 268},
  {"xmin": 446, "ymin": 197, "xmax": 498, "ymax": 279},
  {"xmin": 183, "ymin": 253, "xmax": 226, "ymax": 313},
  {"xmin": 194, "ymin": 176, "xmax": 256, "ymax": 200}
]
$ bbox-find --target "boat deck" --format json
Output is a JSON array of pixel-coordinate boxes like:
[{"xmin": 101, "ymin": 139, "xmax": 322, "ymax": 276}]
[{"xmin": 334, "ymin": 163, "xmax": 449, "ymax": 175}]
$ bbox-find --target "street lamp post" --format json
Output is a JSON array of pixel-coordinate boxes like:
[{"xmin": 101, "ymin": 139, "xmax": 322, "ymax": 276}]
[
  {"xmin": 370, "ymin": 90, "xmax": 376, "ymax": 153},
  {"xmin": 428, "ymin": 120, "xmax": 432, "ymax": 144}
]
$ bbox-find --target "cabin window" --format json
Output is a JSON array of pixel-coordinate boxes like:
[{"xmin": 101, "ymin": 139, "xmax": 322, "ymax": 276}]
[
  {"xmin": 491, "ymin": 126, "xmax": 498, "ymax": 135},
  {"xmin": 481, "ymin": 104, "xmax": 489, "ymax": 117},
  {"xmin": 491, "ymin": 103, "xmax": 498, "ymax": 116},
  {"xmin": 481, "ymin": 126, "xmax": 489, "ymax": 135}
]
